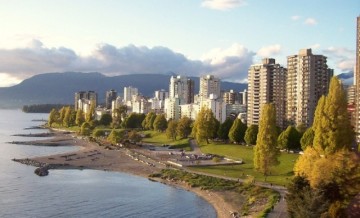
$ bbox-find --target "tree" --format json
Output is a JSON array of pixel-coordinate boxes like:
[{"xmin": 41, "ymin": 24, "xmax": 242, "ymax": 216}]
[
  {"xmin": 75, "ymin": 110, "xmax": 85, "ymax": 127},
  {"xmin": 176, "ymin": 116, "xmax": 192, "ymax": 139},
  {"xmin": 313, "ymin": 77, "xmax": 353, "ymax": 155},
  {"xmin": 153, "ymin": 114, "xmax": 167, "ymax": 132},
  {"xmin": 58, "ymin": 106, "xmax": 67, "ymax": 125},
  {"xmin": 85, "ymin": 103, "xmax": 95, "ymax": 123},
  {"xmin": 228, "ymin": 118, "xmax": 247, "ymax": 143},
  {"xmin": 80, "ymin": 122, "xmax": 91, "ymax": 136},
  {"xmin": 107, "ymin": 129, "xmax": 123, "ymax": 144},
  {"xmin": 286, "ymin": 176, "xmax": 329, "ymax": 218},
  {"xmin": 143, "ymin": 112, "xmax": 156, "ymax": 130},
  {"xmin": 277, "ymin": 126, "xmax": 301, "ymax": 151},
  {"xmin": 92, "ymin": 129, "xmax": 105, "ymax": 138},
  {"xmin": 166, "ymin": 120, "xmax": 178, "ymax": 141},
  {"xmin": 48, "ymin": 108, "xmax": 60, "ymax": 127},
  {"xmin": 122, "ymin": 113, "xmax": 145, "ymax": 129},
  {"xmin": 99, "ymin": 113, "xmax": 112, "ymax": 126},
  {"xmin": 300, "ymin": 127, "xmax": 314, "ymax": 150},
  {"xmin": 128, "ymin": 130, "xmax": 141, "ymax": 142},
  {"xmin": 217, "ymin": 118, "xmax": 234, "ymax": 141},
  {"xmin": 192, "ymin": 107, "xmax": 217, "ymax": 144},
  {"xmin": 63, "ymin": 106, "xmax": 73, "ymax": 127},
  {"xmin": 254, "ymin": 104, "xmax": 280, "ymax": 178},
  {"xmin": 244, "ymin": 125, "xmax": 258, "ymax": 145}
]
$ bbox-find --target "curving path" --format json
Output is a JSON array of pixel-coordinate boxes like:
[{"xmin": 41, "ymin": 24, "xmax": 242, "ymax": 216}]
[{"xmin": 187, "ymin": 139, "xmax": 288, "ymax": 218}]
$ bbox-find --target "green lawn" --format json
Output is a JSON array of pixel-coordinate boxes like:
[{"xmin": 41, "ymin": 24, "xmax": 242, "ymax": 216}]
[
  {"xmin": 141, "ymin": 130, "xmax": 192, "ymax": 151},
  {"xmin": 190, "ymin": 142, "xmax": 298, "ymax": 186}
]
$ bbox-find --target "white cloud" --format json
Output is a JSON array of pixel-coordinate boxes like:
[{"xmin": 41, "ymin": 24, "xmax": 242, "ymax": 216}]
[
  {"xmin": 257, "ymin": 44, "xmax": 282, "ymax": 58},
  {"xmin": 304, "ymin": 18, "xmax": 317, "ymax": 26},
  {"xmin": 201, "ymin": 43, "xmax": 255, "ymax": 80},
  {"xmin": 0, "ymin": 40, "xmax": 254, "ymax": 86},
  {"xmin": 291, "ymin": 15, "xmax": 301, "ymax": 21},
  {"xmin": 323, "ymin": 46, "xmax": 355, "ymax": 72},
  {"xmin": 309, "ymin": 43, "xmax": 321, "ymax": 49},
  {"xmin": 201, "ymin": 0, "xmax": 247, "ymax": 10}
]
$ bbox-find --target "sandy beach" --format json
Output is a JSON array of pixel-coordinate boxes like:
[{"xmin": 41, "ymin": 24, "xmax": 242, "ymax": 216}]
[{"xmin": 12, "ymin": 130, "xmax": 240, "ymax": 218}]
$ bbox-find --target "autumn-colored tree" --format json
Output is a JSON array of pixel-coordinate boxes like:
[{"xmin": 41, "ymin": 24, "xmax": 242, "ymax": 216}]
[
  {"xmin": 85, "ymin": 103, "xmax": 95, "ymax": 123},
  {"xmin": 75, "ymin": 110, "xmax": 85, "ymax": 126},
  {"xmin": 166, "ymin": 120, "xmax": 178, "ymax": 141},
  {"xmin": 300, "ymin": 127, "xmax": 314, "ymax": 150},
  {"xmin": 153, "ymin": 114, "xmax": 167, "ymax": 132},
  {"xmin": 63, "ymin": 106, "xmax": 73, "ymax": 127},
  {"xmin": 313, "ymin": 77, "xmax": 353, "ymax": 155},
  {"xmin": 292, "ymin": 77, "xmax": 359, "ymax": 216},
  {"xmin": 58, "ymin": 106, "xmax": 66, "ymax": 125},
  {"xmin": 218, "ymin": 118, "xmax": 233, "ymax": 141},
  {"xmin": 192, "ymin": 107, "xmax": 217, "ymax": 144},
  {"xmin": 228, "ymin": 118, "xmax": 247, "ymax": 143},
  {"xmin": 48, "ymin": 108, "xmax": 60, "ymax": 127},
  {"xmin": 244, "ymin": 125, "xmax": 258, "ymax": 145},
  {"xmin": 127, "ymin": 130, "xmax": 141, "ymax": 142},
  {"xmin": 80, "ymin": 122, "xmax": 91, "ymax": 136},
  {"xmin": 107, "ymin": 129, "xmax": 123, "ymax": 144},
  {"xmin": 254, "ymin": 104, "xmax": 279, "ymax": 178},
  {"xmin": 176, "ymin": 116, "xmax": 192, "ymax": 139}
]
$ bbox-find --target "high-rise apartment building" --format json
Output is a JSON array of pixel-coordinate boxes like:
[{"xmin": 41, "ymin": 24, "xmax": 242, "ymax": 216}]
[
  {"xmin": 247, "ymin": 58, "xmax": 287, "ymax": 128},
  {"xmin": 105, "ymin": 89, "xmax": 117, "ymax": 109},
  {"xmin": 286, "ymin": 48, "xmax": 333, "ymax": 127},
  {"xmin": 355, "ymin": 16, "xmax": 360, "ymax": 141},
  {"xmin": 75, "ymin": 91, "xmax": 98, "ymax": 110},
  {"xmin": 169, "ymin": 75, "xmax": 194, "ymax": 104},
  {"xmin": 124, "ymin": 86, "xmax": 138, "ymax": 103},
  {"xmin": 199, "ymin": 75, "xmax": 221, "ymax": 99},
  {"xmin": 223, "ymin": 90, "xmax": 237, "ymax": 104}
]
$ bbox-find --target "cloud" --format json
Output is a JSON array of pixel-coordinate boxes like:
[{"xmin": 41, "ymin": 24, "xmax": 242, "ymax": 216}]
[
  {"xmin": 291, "ymin": 15, "xmax": 301, "ymax": 21},
  {"xmin": 201, "ymin": 0, "xmax": 247, "ymax": 10},
  {"xmin": 0, "ymin": 40, "xmax": 254, "ymax": 86},
  {"xmin": 201, "ymin": 43, "xmax": 255, "ymax": 81},
  {"xmin": 323, "ymin": 46, "xmax": 355, "ymax": 72},
  {"xmin": 309, "ymin": 43, "xmax": 321, "ymax": 50},
  {"xmin": 257, "ymin": 44, "xmax": 282, "ymax": 58},
  {"xmin": 304, "ymin": 18, "xmax": 317, "ymax": 26}
]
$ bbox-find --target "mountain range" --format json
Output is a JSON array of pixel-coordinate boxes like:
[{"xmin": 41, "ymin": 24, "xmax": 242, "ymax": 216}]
[{"xmin": 0, "ymin": 72, "xmax": 247, "ymax": 108}]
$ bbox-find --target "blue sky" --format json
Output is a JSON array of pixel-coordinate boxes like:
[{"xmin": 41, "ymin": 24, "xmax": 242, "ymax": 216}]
[{"xmin": 0, "ymin": 0, "xmax": 358, "ymax": 86}]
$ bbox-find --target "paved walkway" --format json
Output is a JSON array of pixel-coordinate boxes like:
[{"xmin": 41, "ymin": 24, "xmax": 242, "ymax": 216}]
[{"xmin": 187, "ymin": 140, "xmax": 288, "ymax": 218}]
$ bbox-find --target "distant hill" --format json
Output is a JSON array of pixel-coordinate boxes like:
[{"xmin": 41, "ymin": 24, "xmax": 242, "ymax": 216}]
[{"xmin": 0, "ymin": 72, "xmax": 247, "ymax": 108}]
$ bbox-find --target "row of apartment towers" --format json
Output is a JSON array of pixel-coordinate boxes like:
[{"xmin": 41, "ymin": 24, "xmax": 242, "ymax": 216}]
[{"xmin": 74, "ymin": 48, "xmax": 333, "ymax": 130}]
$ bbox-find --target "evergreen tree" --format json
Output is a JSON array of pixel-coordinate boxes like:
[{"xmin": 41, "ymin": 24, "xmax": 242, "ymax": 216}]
[
  {"xmin": 143, "ymin": 112, "xmax": 156, "ymax": 130},
  {"xmin": 128, "ymin": 130, "xmax": 141, "ymax": 142},
  {"xmin": 75, "ymin": 110, "xmax": 85, "ymax": 127},
  {"xmin": 228, "ymin": 118, "xmax": 247, "ymax": 143},
  {"xmin": 192, "ymin": 107, "xmax": 217, "ymax": 144},
  {"xmin": 286, "ymin": 176, "xmax": 329, "ymax": 218},
  {"xmin": 92, "ymin": 129, "xmax": 105, "ymax": 138},
  {"xmin": 153, "ymin": 114, "xmax": 167, "ymax": 132},
  {"xmin": 254, "ymin": 104, "xmax": 280, "ymax": 178},
  {"xmin": 300, "ymin": 127, "xmax": 314, "ymax": 150},
  {"xmin": 277, "ymin": 126, "xmax": 301, "ymax": 151},
  {"xmin": 313, "ymin": 77, "xmax": 354, "ymax": 155},
  {"xmin": 217, "ymin": 118, "xmax": 234, "ymax": 140},
  {"xmin": 166, "ymin": 120, "xmax": 178, "ymax": 141},
  {"xmin": 48, "ymin": 108, "xmax": 60, "ymax": 127},
  {"xmin": 244, "ymin": 125, "xmax": 258, "ymax": 145},
  {"xmin": 176, "ymin": 116, "xmax": 192, "ymax": 139},
  {"xmin": 99, "ymin": 114, "xmax": 112, "ymax": 126}
]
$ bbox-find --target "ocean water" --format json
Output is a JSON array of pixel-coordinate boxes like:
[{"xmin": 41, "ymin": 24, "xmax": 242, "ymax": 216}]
[{"xmin": 0, "ymin": 110, "xmax": 216, "ymax": 218}]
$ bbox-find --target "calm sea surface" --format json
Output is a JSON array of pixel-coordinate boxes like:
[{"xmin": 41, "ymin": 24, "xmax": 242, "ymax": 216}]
[{"xmin": 0, "ymin": 110, "xmax": 216, "ymax": 218}]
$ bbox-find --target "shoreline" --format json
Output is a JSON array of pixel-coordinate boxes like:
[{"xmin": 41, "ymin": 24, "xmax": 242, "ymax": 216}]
[{"xmin": 12, "ymin": 129, "xmax": 237, "ymax": 218}]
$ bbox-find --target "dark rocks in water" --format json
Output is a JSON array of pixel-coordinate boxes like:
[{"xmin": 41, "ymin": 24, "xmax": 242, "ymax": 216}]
[
  {"xmin": 34, "ymin": 166, "xmax": 49, "ymax": 176},
  {"xmin": 12, "ymin": 132, "xmax": 54, "ymax": 137}
]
